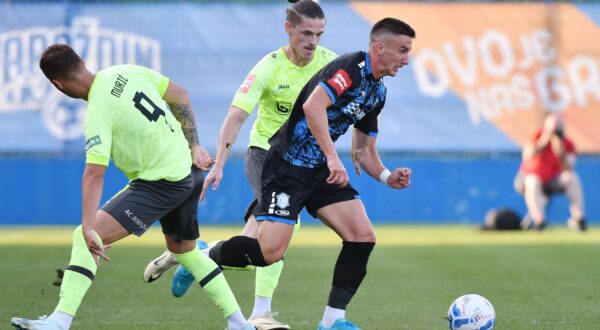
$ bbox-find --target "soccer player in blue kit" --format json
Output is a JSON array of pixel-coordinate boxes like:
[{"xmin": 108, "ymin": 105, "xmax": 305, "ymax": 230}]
[{"xmin": 203, "ymin": 17, "xmax": 415, "ymax": 330}]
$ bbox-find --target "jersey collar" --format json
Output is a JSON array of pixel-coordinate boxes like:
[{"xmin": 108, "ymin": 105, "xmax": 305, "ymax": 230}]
[{"xmin": 364, "ymin": 52, "xmax": 379, "ymax": 81}]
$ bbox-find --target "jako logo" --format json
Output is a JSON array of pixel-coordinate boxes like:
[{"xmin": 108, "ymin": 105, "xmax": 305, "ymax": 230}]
[{"xmin": 0, "ymin": 17, "xmax": 161, "ymax": 140}]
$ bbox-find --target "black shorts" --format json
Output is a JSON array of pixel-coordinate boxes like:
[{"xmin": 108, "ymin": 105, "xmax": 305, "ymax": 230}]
[
  {"xmin": 101, "ymin": 167, "xmax": 203, "ymax": 242},
  {"xmin": 255, "ymin": 150, "xmax": 359, "ymax": 224},
  {"xmin": 243, "ymin": 198, "xmax": 259, "ymax": 222}
]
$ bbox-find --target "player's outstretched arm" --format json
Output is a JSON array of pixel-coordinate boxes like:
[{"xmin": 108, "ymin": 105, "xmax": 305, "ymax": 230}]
[
  {"xmin": 200, "ymin": 106, "xmax": 249, "ymax": 201},
  {"xmin": 163, "ymin": 81, "xmax": 198, "ymax": 147},
  {"xmin": 163, "ymin": 81, "xmax": 213, "ymax": 170},
  {"xmin": 351, "ymin": 128, "xmax": 384, "ymax": 178},
  {"xmin": 81, "ymin": 163, "xmax": 111, "ymax": 265}
]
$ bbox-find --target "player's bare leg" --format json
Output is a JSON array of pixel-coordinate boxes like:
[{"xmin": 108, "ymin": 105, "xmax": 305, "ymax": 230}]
[
  {"xmin": 316, "ymin": 199, "xmax": 376, "ymax": 330},
  {"xmin": 256, "ymin": 221, "xmax": 294, "ymax": 265}
]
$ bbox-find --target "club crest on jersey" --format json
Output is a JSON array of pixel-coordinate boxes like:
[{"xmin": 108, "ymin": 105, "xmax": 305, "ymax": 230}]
[
  {"xmin": 328, "ymin": 69, "xmax": 351, "ymax": 96},
  {"xmin": 275, "ymin": 192, "xmax": 290, "ymax": 209},
  {"xmin": 239, "ymin": 74, "xmax": 256, "ymax": 94}
]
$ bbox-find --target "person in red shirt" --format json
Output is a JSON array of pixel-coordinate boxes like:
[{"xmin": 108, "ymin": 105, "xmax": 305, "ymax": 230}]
[{"xmin": 515, "ymin": 113, "xmax": 586, "ymax": 231}]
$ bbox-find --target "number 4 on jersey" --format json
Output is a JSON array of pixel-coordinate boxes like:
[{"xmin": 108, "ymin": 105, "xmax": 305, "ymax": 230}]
[{"xmin": 133, "ymin": 91, "xmax": 174, "ymax": 132}]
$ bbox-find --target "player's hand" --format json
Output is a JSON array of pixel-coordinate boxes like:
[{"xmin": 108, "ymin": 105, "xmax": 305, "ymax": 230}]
[
  {"xmin": 387, "ymin": 167, "xmax": 411, "ymax": 189},
  {"xmin": 199, "ymin": 166, "xmax": 223, "ymax": 202},
  {"xmin": 326, "ymin": 156, "xmax": 349, "ymax": 187},
  {"xmin": 191, "ymin": 144, "xmax": 214, "ymax": 171},
  {"xmin": 83, "ymin": 228, "xmax": 111, "ymax": 266}
]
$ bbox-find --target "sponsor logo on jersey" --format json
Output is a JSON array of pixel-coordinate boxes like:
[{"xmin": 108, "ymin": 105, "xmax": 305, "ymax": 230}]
[
  {"xmin": 85, "ymin": 135, "xmax": 102, "ymax": 151},
  {"xmin": 278, "ymin": 84, "xmax": 289, "ymax": 90},
  {"xmin": 342, "ymin": 101, "xmax": 365, "ymax": 120},
  {"xmin": 276, "ymin": 102, "xmax": 291, "ymax": 114},
  {"xmin": 238, "ymin": 74, "xmax": 255, "ymax": 94},
  {"xmin": 358, "ymin": 61, "xmax": 365, "ymax": 69},
  {"xmin": 327, "ymin": 69, "xmax": 352, "ymax": 96}
]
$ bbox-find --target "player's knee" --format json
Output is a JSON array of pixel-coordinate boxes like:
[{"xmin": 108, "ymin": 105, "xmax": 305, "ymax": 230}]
[
  {"xmin": 261, "ymin": 249, "xmax": 284, "ymax": 265},
  {"xmin": 167, "ymin": 239, "xmax": 196, "ymax": 254},
  {"xmin": 361, "ymin": 230, "xmax": 377, "ymax": 244},
  {"xmin": 340, "ymin": 229, "xmax": 376, "ymax": 243},
  {"xmin": 368, "ymin": 231, "xmax": 377, "ymax": 244},
  {"xmin": 349, "ymin": 225, "xmax": 376, "ymax": 243},
  {"xmin": 258, "ymin": 238, "xmax": 286, "ymax": 264}
]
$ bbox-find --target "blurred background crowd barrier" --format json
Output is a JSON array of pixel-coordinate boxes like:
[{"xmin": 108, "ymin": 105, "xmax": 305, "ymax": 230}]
[{"xmin": 1, "ymin": 1, "xmax": 598, "ymax": 225}]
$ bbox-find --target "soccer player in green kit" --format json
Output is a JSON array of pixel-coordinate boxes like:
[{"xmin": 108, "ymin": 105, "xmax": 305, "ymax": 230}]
[
  {"xmin": 142, "ymin": 1, "xmax": 336, "ymax": 329},
  {"xmin": 10, "ymin": 44, "xmax": 253, "ymax": 330}
]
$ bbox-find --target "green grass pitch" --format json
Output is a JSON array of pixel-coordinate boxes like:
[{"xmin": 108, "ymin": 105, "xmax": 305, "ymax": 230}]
[{"xmin": 2, "ymin": 225, "xmax": 599, "ymax": 329}]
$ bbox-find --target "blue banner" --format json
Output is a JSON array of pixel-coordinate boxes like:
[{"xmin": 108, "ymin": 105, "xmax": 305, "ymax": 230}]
[{"xmin": 0, "ymin": 2, "xmax": 518, "ymax": 153}]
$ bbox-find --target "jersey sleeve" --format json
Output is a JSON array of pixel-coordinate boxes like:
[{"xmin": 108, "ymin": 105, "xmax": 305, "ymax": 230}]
[
  {"xmin": 137, "ymin": 65, "xmax": 170, "ymax": 97},
  {"xmin": 83, "ymin": 104, "xmax": 113, "ymax": 166},
  {"xmin": 317, "ymin": 59, "xmax": 361, "ymax": 105},
  {"xmin": 355, "ymin": 100, "xmax": 384, "ymax": 137},
  {"xmin": 231, "ymin": 54, "xmax": 274, "ymax": 114}
]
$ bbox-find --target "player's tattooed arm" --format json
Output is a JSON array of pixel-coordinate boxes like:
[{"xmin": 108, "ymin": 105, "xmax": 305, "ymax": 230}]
[
  {"xmin": 162, "ymin": 81, "xmax": 200, "ymax": 147},
  {"xmin": 170, "ymin": 103, "xmax": 199, "ymax": 147}
]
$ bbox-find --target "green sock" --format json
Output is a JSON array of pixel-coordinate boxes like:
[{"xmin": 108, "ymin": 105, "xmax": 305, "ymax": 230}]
[
  {"xmin": 255, "ymin": 260, "xmax": 283, "ymax": 298},
  {"xmin": 56, "ymin": 225, "xmax": 99, "ymax": 316},
  {"xmin": 173, "ymin": 248, "xmax": 241, "ymax": 318}
]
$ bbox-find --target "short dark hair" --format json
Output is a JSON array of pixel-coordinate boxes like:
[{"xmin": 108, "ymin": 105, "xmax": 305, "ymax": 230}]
[
  {"xmin": 286, "ymin": 0, "xmax": 325, "ymax": 26},
  {"xmin": 39, "ymin": 44, "xmax": 83, "ymax": 81},
  {"xmin": 370, "ymin": 18, "xmax": 416, "ymax": 43}
]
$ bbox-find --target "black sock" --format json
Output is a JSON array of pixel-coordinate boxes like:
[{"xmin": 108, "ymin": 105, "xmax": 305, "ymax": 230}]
[
  {"xmin": 208, "ymin": 235, "xmax": 268, "ymax": 267},
  {"xmin": 327, "ymin": 241, "xmax": 375, "ymax": 309}
]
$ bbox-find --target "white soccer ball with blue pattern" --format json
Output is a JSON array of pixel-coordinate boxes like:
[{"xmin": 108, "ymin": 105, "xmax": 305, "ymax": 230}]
[{"xmin": 447, "ymin": 294, "xmax": 495, "ymax": 330}]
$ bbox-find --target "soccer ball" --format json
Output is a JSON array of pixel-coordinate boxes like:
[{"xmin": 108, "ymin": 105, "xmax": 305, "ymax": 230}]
[{"xmin": 447, "ymin": 294, "xmax": 495, "ymax": 330}]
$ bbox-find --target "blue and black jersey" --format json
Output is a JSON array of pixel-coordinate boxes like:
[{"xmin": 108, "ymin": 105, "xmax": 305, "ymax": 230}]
[{"xmin": 269, "ymin": 51, "xmax": 386, "ymax": 168}]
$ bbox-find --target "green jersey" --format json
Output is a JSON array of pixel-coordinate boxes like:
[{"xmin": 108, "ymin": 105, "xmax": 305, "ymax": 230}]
[
  {"xmin": 84, "ymin": 65, "xmax": 191, "ymax": 182},
  {"xmin": 231, "ymin": 45, "xmax": 337, "ymax": 150}
]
